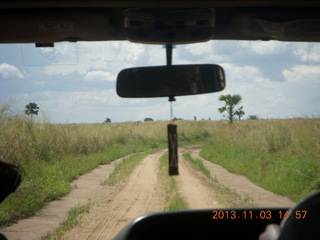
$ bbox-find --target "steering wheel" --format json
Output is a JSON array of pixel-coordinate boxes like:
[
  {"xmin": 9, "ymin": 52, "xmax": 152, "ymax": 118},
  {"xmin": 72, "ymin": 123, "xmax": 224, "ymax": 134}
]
[{"xmin": 278, "ymin": 190, "xmax": 320, "ymax": 240}]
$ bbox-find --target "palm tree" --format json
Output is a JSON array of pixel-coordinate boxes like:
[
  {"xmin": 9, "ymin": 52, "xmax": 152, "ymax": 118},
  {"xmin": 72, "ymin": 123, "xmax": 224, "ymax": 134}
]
[
  {"xmin": 235, "ymin": 106, "xmax": 245, "ymax": 120},
  {"xmin": 25, "ymin": 102, "xmax": 39, "ymax": 121},
  {"xmin": 218, "ymin": 94, "xmax": 243, "ymax": 124}
]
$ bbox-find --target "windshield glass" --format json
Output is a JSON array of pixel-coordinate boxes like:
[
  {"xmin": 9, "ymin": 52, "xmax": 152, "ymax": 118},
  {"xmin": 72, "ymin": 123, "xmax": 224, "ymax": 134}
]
[
  {"xmin": 1, "ymin": 40, "xmax": 320, "ymax": 238},
  {"xmin": 1, "ymin": 41, "xmax": 319, "ymax": 122}
]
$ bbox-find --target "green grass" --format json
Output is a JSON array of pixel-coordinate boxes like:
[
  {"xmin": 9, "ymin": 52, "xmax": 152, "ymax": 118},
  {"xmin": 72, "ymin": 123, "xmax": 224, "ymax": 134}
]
[
  {"xmin": 183, "ymin": 151, "xmax": 211, "ymax": 178},
  {"xmin": 41, "ymin": 203, "xmax": 91, "ymax": 240},
  {"xmin": 183, "ymin": 151, "xmax": 253, "ymax": 207},
  {"xmin": 159, "ymin": 153, "xmax": 188, "ymax": 211},
  {"xmin": 200, "ymin": 118, "xmax": 320, "ymax": 202},
  {"xmin": 0, "ymin": 109, "xmax": 208, "ymax": 226},
  {"xmin": 103, "ymin": 149, "xmax": 162, "ymax": 186},
  {"xmin": 0, "ymin": 144, "xmax": 149, "ymax": 226},
  {"xmin": 1, "ymin": 106, "xmax": 319, "ymax": 225}
]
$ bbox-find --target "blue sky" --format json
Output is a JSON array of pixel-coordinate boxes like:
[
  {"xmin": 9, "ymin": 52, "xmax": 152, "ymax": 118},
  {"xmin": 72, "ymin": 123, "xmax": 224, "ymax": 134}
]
[{"xmin": 0, "ymin": 40, "xmax": 320, "ymax": 123}]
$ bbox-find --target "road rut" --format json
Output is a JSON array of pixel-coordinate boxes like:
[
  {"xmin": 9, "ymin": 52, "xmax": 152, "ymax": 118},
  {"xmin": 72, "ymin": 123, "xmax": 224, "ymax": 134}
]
[
  {"xmin": 64, "ymin": 150, "xmax": 166, "ymax": 240},
  {"xmin": 1, "ymin": 147, "xmax": 295, "ymax": 240}
]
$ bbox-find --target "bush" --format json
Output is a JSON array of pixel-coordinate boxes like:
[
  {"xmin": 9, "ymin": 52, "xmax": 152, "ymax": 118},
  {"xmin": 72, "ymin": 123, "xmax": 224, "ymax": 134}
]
[{"xmin": 144, "ymin": 117, "xmax": 154, "ymax": 122}]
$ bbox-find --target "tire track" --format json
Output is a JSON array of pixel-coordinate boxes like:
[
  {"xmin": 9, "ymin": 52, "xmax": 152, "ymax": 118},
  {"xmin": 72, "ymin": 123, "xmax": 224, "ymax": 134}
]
[
  {"xmin": 64, "ymin": 150, "xmax": 166, "ymax": 240},
  {"xmin": 1, "ymin": 147, "xmax": 295, "ymax": 240},
  {"xmin": 0, "ymin": 156, "xmax": 127, "ymax": 240},
  {"xmin": 174, "ymin": 148, "xmax": 225, "ymax": 209},
  {"xmin": 190, "ymin": 149, "xmax": 295, "ymax": 207}
]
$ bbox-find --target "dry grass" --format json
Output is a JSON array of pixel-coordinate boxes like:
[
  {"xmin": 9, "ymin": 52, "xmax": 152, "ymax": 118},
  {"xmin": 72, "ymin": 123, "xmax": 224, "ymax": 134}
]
[
  {"xmin": 200, "ymin": 118, "xmax": 320, "ymax": 201},
  {"xmin": 1, "ymin": 104, "xmax": 319, "ymax": 224}
]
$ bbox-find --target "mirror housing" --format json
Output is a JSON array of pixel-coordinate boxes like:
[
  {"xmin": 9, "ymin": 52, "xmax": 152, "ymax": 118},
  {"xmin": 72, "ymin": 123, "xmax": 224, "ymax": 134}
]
[
  {"xmin": 116, "ymin": 64, "xmax": 225, "ymax": 98},
  {"xmin": 123, "ymin": 8, "xmax": 215, "ymax": 44}
]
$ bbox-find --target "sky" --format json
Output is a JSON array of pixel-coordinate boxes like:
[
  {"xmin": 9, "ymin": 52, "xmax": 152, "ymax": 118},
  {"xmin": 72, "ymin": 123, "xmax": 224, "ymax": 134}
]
[{"xmin": 0, "ymin": 40, "xmax": 320, "ymax": 123}]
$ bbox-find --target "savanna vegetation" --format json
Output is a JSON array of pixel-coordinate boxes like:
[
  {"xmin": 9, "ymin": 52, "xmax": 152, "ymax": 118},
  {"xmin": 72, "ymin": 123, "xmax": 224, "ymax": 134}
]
[
  {"xmin": 160, "ymin": 153, "xmax": 188, "ymax": 211},
  {"xmin": 1, "ymin": 104, "xmax": 319, "ymax": 226},
  {"xmin": 200, "ymin": 118, "xmax": 320, "ymax": 202},
  {"xmin": 218, "ymin": 94, "xmax": 245, "ymax": 123},
  {"xmin": 0, "ymin": 106, "xmax": 209, "ymax": 226}
]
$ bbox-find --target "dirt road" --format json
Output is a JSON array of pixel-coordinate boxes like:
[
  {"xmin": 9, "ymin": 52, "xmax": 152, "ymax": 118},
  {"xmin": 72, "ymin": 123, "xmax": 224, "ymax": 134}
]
[
  {"xmin": 64, "ymin": 150, "xmax": 166, "ymax": 240},
  {"xmin": 1, "ymin": 147, "xmax": 295, "ymax": 240}
]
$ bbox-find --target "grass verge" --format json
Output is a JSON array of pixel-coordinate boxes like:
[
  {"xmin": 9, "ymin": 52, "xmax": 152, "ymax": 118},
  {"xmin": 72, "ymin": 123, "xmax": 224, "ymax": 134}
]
[
  {"xmin": 183, "ymin": 151, "xmax": 211, "ymax": 178},
  {"xmin": 183, "ymin": 151, "xmax": 253, "ymax": 207},
  {"xmin": 103, "ymin": 148, "xmax": 162, "ymax": 186},
  {"xmin": 199, "ymin": 118, "xmax": 320, "ymax": 202},
  {"xmin": 42, "ymin": 149, "xmax": 163, "ymax": 239},
  {"xmin": 1, "ymin": 114, "xmax": 318, "ymax": 226},
  {"xmin": 41, "ymin": 202, "xmax": 91, "ymax": 240},
  {"xmin": 0, "ymin": 144, "xmax": 150, "ymax": 227},
  {"xmin": 159, "ymin": 153, "xmax": 188, "ymax": 211}
]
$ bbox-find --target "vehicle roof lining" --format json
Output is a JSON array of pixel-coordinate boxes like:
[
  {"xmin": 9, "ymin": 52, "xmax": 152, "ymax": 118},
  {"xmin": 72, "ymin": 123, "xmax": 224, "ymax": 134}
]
[
  {"xmin": 1, "ymin": 0, "xmax": 320, "ymax": 8},
  {"xmin": 1, "ymin": 1, "xmax": 320, "ymax": 43}
]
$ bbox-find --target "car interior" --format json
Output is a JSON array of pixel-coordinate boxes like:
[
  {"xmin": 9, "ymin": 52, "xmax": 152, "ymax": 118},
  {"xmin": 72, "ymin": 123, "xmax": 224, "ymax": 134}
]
[{"xmin": 1, "ymin": 0, "xmax": 320, "ymax": 239}]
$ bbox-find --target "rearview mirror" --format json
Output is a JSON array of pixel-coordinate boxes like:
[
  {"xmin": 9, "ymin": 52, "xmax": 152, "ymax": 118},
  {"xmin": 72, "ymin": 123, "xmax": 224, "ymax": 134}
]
[{"xmin": 116, "ymin": 64, "xmax": 225, "ymax": 98}]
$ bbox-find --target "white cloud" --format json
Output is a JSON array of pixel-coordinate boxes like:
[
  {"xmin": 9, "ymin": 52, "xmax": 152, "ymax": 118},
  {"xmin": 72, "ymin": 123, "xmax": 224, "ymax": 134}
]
[
  {"xmin": 222, "ymin": 63, "xmax": 268, "ymax": 83},
  {"xmin": 293, "ymin": 43, "xmax": 320, "ymax": 63},
  {"xmin": 17, "ymin": 88, "xmax": 150, "ymax": 123},
  {"xmin": 43, "ymin": 41, "xmax": 149, "ymax": 76},
  {"xmin": 178, "ymin": 42, "xmax": 225, "ymax": 62},
  {"xmin": 124, "ymin": 43, "xmax": 145, "ymax": 62},
  {"xmin": 21, "ymin": 43, "xmax": 78, "ymax": 66},
  {"xmin": 239, "ymin": 41, "xmax": 288, "ymax": 55},
  {"xmin": 67, "ymin": 89, "xmax": 147, "ymax": 108},
  {"xmin": 0, "ymin": 63, "xmax": 24, "ymax": 79},
  {"xmin": 283, "ymin": 65, "xmax": 320, "ymax": 82},
  {"xmin": 185, "ymin": 42, "xmax": 215, "ymax": 56},
  {"xmin": 84, "ymin": 71, "xmax": 116, "ymax": 82},
  {"xmin": 2, "ymin": 41, "xmax": 320, "ymax": 123},
  {"xmin": 175, "ymin": 94, "xmax": 222, "ymax": 120},
  {"xmin": 34, "ymin": 81, "xmax": 45, "ymax": 86},
  {"xmin": 147, "ymin": 46, "xmax": 166, "ymax": 65},
  {"xmin": 69, "ymin": 90, "xmax": 122, "ymax": 105}
]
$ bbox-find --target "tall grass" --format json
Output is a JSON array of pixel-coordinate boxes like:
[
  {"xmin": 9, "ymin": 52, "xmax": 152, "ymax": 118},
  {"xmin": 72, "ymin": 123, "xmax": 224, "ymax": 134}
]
[
  {"xmin": 0, "ymin": 112, "xmax": 210, "ymax": 167},
  {"xmin": 0, "ymin": 114, "xmax": 167, "ymax": 166},
  {"xmin": 200, "ymin": 118, "xmax": 320, "ymax": 202},
  {"xmin": 0, "ymin": 109, "xmax": 209, "ymax": 226},
  {"xmin": 1, "ymin": 105, "xmax": 319, "ymax": 224},
  {"xmin": 0, "ymin": 108, "xmax": 168, "ymax": 226}
]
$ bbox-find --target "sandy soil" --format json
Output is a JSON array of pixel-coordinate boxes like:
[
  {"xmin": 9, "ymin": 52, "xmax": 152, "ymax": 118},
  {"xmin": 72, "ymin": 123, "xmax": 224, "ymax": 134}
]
[
  {"xmin": 63, "ymin": 150, "xmax": 166, "ymax": 240},
  {"xmin": 0, "ymin": 155, "xmax": 129, "ymax": 240},
  {"xmin": 190, "ymin": 149, "xmax": 295, "ymax": 207},
  {"xmin": 174, "ymin": 149, "xmax": 225, "ymax": 209},
  {"xmin": 1, "ymin": 147, "xmax": 295, "ymax": 240}
]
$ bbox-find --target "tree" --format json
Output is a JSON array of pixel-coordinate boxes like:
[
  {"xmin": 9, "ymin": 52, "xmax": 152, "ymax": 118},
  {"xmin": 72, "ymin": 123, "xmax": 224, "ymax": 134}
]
[
  {"xmin": 248, "ymin": 115, "xmax": 259, "ymax": 120},
  {"xmin": 235, "ymin": 106, "xmax": 245, "ymax": 120},
  {"xmin": 218, "ymin": 94, "xmax": 244, "ymax": 124},
  {"xmin": 104, "ymin": 118, "xmax": 111, "ymax": 123},
  {"xmin": 25, "ymin": 102, "xmax": 39, "ymax": 120},
  {"xmin": 173, "ymin": 117, "xmax": 183, "ymax": 121},
  {"xmin": 144, "ymin": 117, "xmax": 154, "ymax": 122}
]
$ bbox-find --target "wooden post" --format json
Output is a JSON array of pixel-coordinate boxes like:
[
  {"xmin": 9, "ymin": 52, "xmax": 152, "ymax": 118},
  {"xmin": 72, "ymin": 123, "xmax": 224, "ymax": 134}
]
[{"xmin": 168, "ymin": 124, "xmax": 178, "ymax": 175}]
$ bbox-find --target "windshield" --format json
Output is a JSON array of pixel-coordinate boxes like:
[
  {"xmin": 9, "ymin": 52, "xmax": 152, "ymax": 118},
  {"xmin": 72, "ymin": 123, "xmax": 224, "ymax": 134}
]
[
  {"xmin": 1, "ymin": 41, "xmax": 319, "ymax": 122},
  {"xmin": 1, "ymin": 40, "xmax": 320, "ymax": 238}
]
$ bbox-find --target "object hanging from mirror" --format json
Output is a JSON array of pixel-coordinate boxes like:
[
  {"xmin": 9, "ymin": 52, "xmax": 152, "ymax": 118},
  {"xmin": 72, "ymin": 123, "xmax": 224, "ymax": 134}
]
[{"xmin": 168, "ymin": 124, "xmax": 178, "ymax": 176}]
